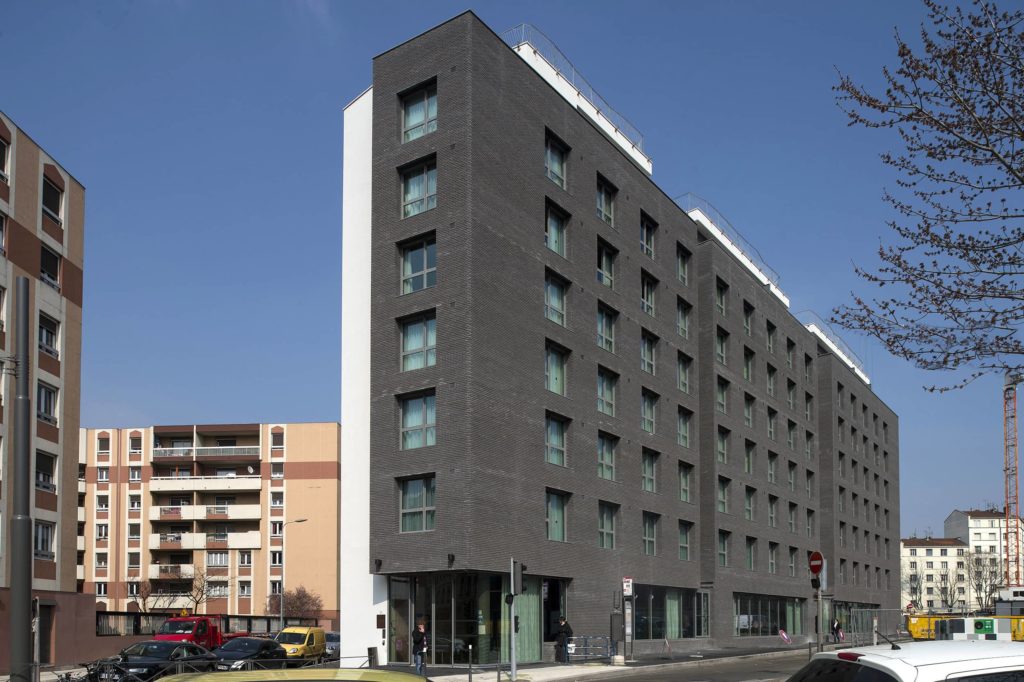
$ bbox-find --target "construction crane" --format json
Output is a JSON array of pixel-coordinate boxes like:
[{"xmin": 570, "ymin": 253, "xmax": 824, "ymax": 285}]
[{"xmin": 1005, "ymin": 371, "xmax": 1023, "ymax": 587}]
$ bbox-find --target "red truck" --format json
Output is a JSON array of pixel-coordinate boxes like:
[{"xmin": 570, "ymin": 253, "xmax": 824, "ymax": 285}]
[{"xmin": 154, "ymin": 616, "xmax": 244, "ymax": 649}]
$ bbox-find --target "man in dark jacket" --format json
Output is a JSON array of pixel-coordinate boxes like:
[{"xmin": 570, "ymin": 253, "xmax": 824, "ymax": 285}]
[
  {"xmin": 555, "ymin": 616, "xmax": 573, "ymax": 663},
  {"xmin": 412, "ymin": 622, "xmax": 428, "ymax": 676}
]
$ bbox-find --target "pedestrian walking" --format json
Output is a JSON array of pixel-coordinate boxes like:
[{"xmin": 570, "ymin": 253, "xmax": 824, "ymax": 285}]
[
  {"xmin": 555, "ymin": 616, "xmax": 573, "ymax": 664},
  {"xmin": 412, "ymin": 622, "xmax": 429, "ymax": 677},
  {"xmin": 831, "ymin": 617, "xmax": 841, "ymax": 644}
]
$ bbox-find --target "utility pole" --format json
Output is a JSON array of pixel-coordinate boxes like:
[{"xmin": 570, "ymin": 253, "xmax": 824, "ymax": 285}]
[{"xmin": 10, "ymin": 278, "xmax": 32, "ymax": 682}]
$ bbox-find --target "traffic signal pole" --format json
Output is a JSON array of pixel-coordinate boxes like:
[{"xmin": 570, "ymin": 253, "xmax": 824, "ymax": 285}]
[{"xmin": 509, "ymin": 557, "xmax": 517, "ymax": 681}]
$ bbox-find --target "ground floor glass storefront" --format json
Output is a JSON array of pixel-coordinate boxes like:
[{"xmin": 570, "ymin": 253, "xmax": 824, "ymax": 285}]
[
  {"xmin": 733, "ymin": 592, "xmax": 805, "ymax": 637},
  {"xmin": 388, "ymin": 573, "xmax": 567, "ymax": 665},
  {"xmin": 632, "ymin": 584, "xmax": 709, "ymax": 639}
]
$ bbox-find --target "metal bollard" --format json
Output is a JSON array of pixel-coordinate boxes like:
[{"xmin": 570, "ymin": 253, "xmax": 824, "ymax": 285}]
[
  {"xmin": 808, "ymin": 642, "xmax": 813, "ymax": 661},
  {"xmin": 468, "ymin": 645, "xmax": 473, "ymax": 682}
]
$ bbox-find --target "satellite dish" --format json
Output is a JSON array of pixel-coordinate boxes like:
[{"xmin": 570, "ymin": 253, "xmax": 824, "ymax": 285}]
[{"xmin": 247, "ymin": 465, "xmax": 255, "ymax": 474}]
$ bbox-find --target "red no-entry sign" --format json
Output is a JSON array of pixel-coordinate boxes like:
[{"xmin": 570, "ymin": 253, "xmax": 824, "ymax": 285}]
[{"xmin": 809, "ymin": 551, "xmax": 824, "ymax": 575}]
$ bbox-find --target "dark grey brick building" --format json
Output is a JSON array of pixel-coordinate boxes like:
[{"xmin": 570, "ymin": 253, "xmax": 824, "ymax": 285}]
[{"xmin": 339, "ymin": 11, "xmax": 900, "ymax": 664}]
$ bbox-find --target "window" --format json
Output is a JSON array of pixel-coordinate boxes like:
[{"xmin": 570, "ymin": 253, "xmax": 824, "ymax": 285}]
[
  {"xmin": 401, "ymin": 236, "xmax": 436, "ymax": 294},
  {"xmin": 806, "ymin": 509, "xmax": 815, "ymax": 538},
  {"xmin": 716, "ymin": 377, "xmax": 729, "ymax": 413},
  {"xmin": 787, "ymin": 421, "xmax": 797, "ymax": 449},
  {"xmin": 95, "ymin": 582, "xmax": 108, "ymax": 597},
  {"xmin": 640, "ymin": 332, "xmax": 657, "ymax": 374},
  {"xmin": 788, "ymin": 503, "xmax": 797, "ymax": 533},
  {"xmin": 0, "ymin": 138, "xmax": 7, "ymax": 181},
  {"xmin": 128, "ymin": 523, "xmax": 140, "ymax": 540},
  {"xmin": 717, "ymin": 477, "xmax": 730, "ymax": 513},
  {"xmin": 545, "ymin": 344, "xmax": 567, "ymax": 395},
  {"xmin": 786, "ymin": 339, "xmax": 795, "ymax": 368},
  {"xmin": 744, "ymin": 487, "xmax": 756, "ymax": 521},
  {"xmin": 39, "ymin": 313, "xmax": 59, "ymax": 358},
  {"xmin": 205, "ymin": 550, "xmax": 227, "ymax": 567},
  {"xmin": 270, "ymin": 581, "xmax": 282, "ymax": 595},
  {"xmin": 596, "ymin": 177, "xmax": 615, "ymax": 225},
  {"xmin": 718, "ymin": 531, "xmax": 730, "ymax": 566},
  {"xmin": 40, "ymin": 246, "xmax": 61, "ymax": 291},
  {"xmin": 677, "ymin": 408, "xmax": 692, "ymax": 448},
  {"xmin": 127, "ymin": 582, "xmax": 140, "ymax": 597},
  {"xmin": 37, "ymin": 382, "xmax": 58, "ymax": 425},
  {"xmin": 598, "ymin": 502, "xmax": 616, "ymax": 549},
  {"xmin": 402, "ymin": 83, "xmax": 437, "ymax": 142},
  {"xmin": 804, "ymin": 354, "xmax": 813, "ymax": 382},
  {"xmin": 766, "ymin": 321, "xmax": 776, "ymax": 353},
  {"xmin": 271, "ymin": 463, "xmax": 284, "ymax": 479},
  {"xmin": 129, "ymin": 495, "xmax": 141, "ymax": 511},
  {"xmin": 641, "ymin": 449, "xmax": 658, "ymax": 492},
  {"xmin": 768, "ymin": 452, "xmax": 778, "ymax": 483},
  {"xmin": 401, "ymin": 161, "xmax": 437, "ymax": 218},
  {"xmin": 271, "ymin": 432, "xmax": 284, "ymax": 449},
  {"xmin": 271, "ymin": 492, "xmax": 284, "ymax": 508},
  {"xmin": 401, "ymin": 476, "xmax": 436, "ymax": 532},
  {"xmin": 543, "ymin": 273, "xmax": 568, "ymax": 326},
  {"xmin": 789, "ymin": 547, "xmax": 798, "ymax": 577},
  {"xmin": 767, "ymin": 408, "xmax": 777, "ymax": 441},
  {"xmin": 546, "ymin": 491, "xmax": 567, "ymax": 541},
  {"xmin": 744, "ymin": 394, "xmax": 755, "ymax": 428},
  {"xmin": 715, "ymin": 328, "xmax": 728, "ymax": 364},
  {"xmin": 641, "ymin": 391, "xmax": 657, "ymax": 434},
  {"xmin": 239, "ymin": 550, "xmax": 252, "ymax": 566},
  {"xmin": 806, "ymin": 471, "xmax": 815, "ymax": 499},
  {"xmin": 597, "ymin": 367, "xmax": 617, "ymax": 416},
  {"xmin": 597, "ymin": 432, "xmax": 617, "ymax": 480},
  {"xmin": 678, "ymin": 462, "xmax": 692, "ymax": 502},
  {"xmin": 746, "ymin": 537, "xmax": 757, "ymax": 570},
  {"xmin": 744, "ymin": 442, "xmax": 755, "ymax": 474},
  {"xmin": 239, "ymin": 582, "xmax": 252, "ymax": 597},
  {"xmin": 129, "ymin": 436, "xmax": 142, "ymax": 454},
  {"xmin": 717, "ymin": 428, "xmax": 729, "ymax": 464},
  {"xmin": 545, "ymin": 205, "xmax": 567, "ymax": 257},
  {"xmin": 677, "ymin": 245, "xmax": 691, "ymax": 285},
  {"xmin": 642, "ymin": 512, "xmax": 658, "ymax": 555},
  {"xmin": 597, "ymin": 240, "xmax": 616, "ymax": 288},
  {"xmin": 96, "ymin": 495, "xmax": 109, "ymax": 511},
  {"xmin": 768, "ymin": 495, "xmax": 778, "ymax": 527},
  {"xmin": 42, "ymin": 177, "xmax": 63, "ymax": 223},
  {"xmin": 679, "ymin": 522, "xmax": 692, "ymax": 560},
  {"xmin": 640, "ymin": 273, "xmax": 656, "ymax": 316},
  {"xmin": 97, "ymin": 467, "xmax": 109, "ymax": 482},
  {"xmin": 35, "ymin": 452, "xmax": 55, "ymax": 491},
  {"xmin": 268, "ymin": 521, "xmax": 283, "ymax": 537},
  {"xmin": 640, "ymin": 215, "xmax": 656, "ymax": 258},
  {"xmin": 766, "ymin": 365, "xmax": 777, "ymax": 397},
  {"xmin": 401, "ymin": 313, "xmax": 437, "ymax": 371},
  {"xmin": 805, "ymin": 394, "xmax": 814, "ymax": 421},
  {"xmin": 743, "ymin": 348, "xmax": 754, "ymax": 381},
  {"xmin": 788, "ymin": 461, "xmax": 797, "ymax": 491},
  {"xmin": 96, "ymin": 523, "xmax": 109, "ymax": 540},
  {"xmin": 545, "ymin": 414, "xmax": 567, "ymax": 466},
  {"xmin": 597, "ymin": 305, "xmax": 616, "ymax": 352},
  {"xmin": 545, "ymin": 135, "xmax": 567, "ymax": 188},
  {"xmin": 786, "ymin": 381, "xmax": 796, "ymax": 409},
  {"xmin": 715, "ymin": 280, "xmax": 728, "ymax": 316},
  {"xmin": 743, "ymin": 302, "xmax": 754, "ymax": 336},
  {"xmin": 269, "ymin": 551, "xmax": 282, "ymax": 566},
  {"xmin": 401, "ymin": 393, "xmax": 436, "ymax": 449},
  {"xmin": 805, "ymin": 432, "xmax": 815, "ymax": 460},
  {"xmin": 676, "ymin": 298, "xmax": 690, "ymax": 339},
  {"xmin": 677, "ymin": 353, "xmax": 692, "ymax": 394},
  {"xmin": 769, "ymin": 543, "xmax": 778, "ymax": 574},
  {"xmin": 95, "ymin": 552, "xmax": 108, "ymax": 568}
]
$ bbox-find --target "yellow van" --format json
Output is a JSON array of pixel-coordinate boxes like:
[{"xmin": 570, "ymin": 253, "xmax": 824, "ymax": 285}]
[{"xmin": 275, "ymin": 626, "xmax": 327, "ymax": 661}]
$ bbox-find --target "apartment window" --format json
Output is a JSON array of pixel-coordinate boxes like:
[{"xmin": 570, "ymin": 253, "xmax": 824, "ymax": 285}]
[
  {"xmin": 597, "ymin": 432, "xmax": 617, "ymax": 480},
  {"xmin": 806, "ymin": 471, "xmax": 815, "ymax": 499},
  {"xmin": 40, "ymin": 246, "xmax": 61, "ymax": 291},
  {"xmin": 545, "ymin": 135, "xmax": 567, "ymax": 189},
  {"xmin": 95, "ymin": 582, "xmax": 108, "ymax": 597},
  {"xmin": 128, "ymin": 436, "xmax": 142, "ymax": 454},
  {"xmin": 596, "ymin": 176, "xmax": 615, "ymax": 225},
  {"xmin": 642, "ymin": 512, "xmax": 658, "ymax": 555},
  {"xmin": 597, "ymin": 367, "xmax": 617, "ymax": 416},
  {"xmin": 97, "ymin": 467, "xmax": 109, "ymax": 482},
  {"xmin": 236, "ymin": 550, "xmax": 252, "ymax": 567},
  {"xmin": 787, "ymin": 421, "xmax": 796, "ymax": 449},
  {"xmin": 677, "ymin": 244, "xmax": 691, "ymax": 285},
  {"xmin": 743, "ymin": 302, "xmax": 754, "ymax": 336},
  {"xmin": 787, "ymin": 461, "xmax": 797, "ymax": 491},
  {"xmin": 766, "ymin": 322, "xmax": 776, "ymax": 353},
  {"xmin": 269, "ymin": 551, "xmax": 282, "ymax": 567},
  {"xmin": 401, "ymin": 393, "xmax": 436, "ymax": 449},
  {"xmin": 676, "ymin": 298, "xmax": 691, "ymax": 339},
  {"xmin": 768, "ymin": 453, "xmax": 778, "ymax": 483},
  {"xmin": 640, "ymin": 273, "xmax": 656, "ymax": 316},
  {"xmin": 640, "ymin": 332, "xmax": 657, "ymax": 374},
  {"xmin": 677, "ymin": 353, "xmax": 692, "ymax": 394},
  {"xmin": 35, "ymin": 452, "xmax": 55, "ymax": 491},
  {"xmin": 545, "ymin": 205, "xmax": 568, "ymax": 257},
  {"xmin": 679, "ymin": 521, "xmax": 692, "ymax": 560},
  {"xmin": 545, "ymin": 344, "xmax": 568, "ymax": 395},
  {"xmin": 678, "ymin": 462, "xmax": 692, "ymax": 502},
  {"xmin": 744, "ymin": 442, "xmax": 755, "ymax": 474},
  {"xmin": 766, "ymin": 365, "xmax": 777, "ymax": 397},
  {"xmin": 401, "ymin": 236, "xmax": 437, "ymax": 294},
  {"xmin": 717, "ymin": 428, "xmax": 729, "ymax": 463},
  {"xmin": 400, "ymin": 475, "xmax": 436, "ymax": 532},
  {"xmin": 806, "ymin": 509, "xmax": 815, "ymax": 538},
  {"xmin": 744, "ymin": 394, "xmax": 755, "ymax": 428},
  {"xmin": 805, "ymin": 432, "xmax": 815, "ymax": 460},
  {"xmin": 42, "ymin": 177, "xmax": 63, "ymax": 223},
  {"xmin": 769, "ymin": 543, "xmax": 778, "ymax": 574},
  {"xmin": 804, "ymin": 354, "xmax": 814, "ymax": 382},
  {"xmin": 125, "ymin": 581, "xmax": 141, "ymax": 597},
  {"xmin": 788, "ymin": 503, "xmax": 797, "ymax": 533},
  {"xmin": 677, "ymin": 408, "xmax": 692, "ymax": 448},
  {"xmin": 37, "ymin": 382, "xmax": 58, "ymax": 425},
  {"xmin": 129, "ymin": 495, "xmax": 141, "ymax": 510},
  {"xmin": 128, "ymin": 523, "xmax": 140, "ymax": 540},
  {"xmin": 207, "ymin": 581, "xmax": 231, "ymax": 597},
  {"xmin": 789, "ymin": 547, "xmax": 798, "ymax": 577},
  {"xmin": 402, "ymin": 83, "xmax": 437, "ymax": 142},
  {"xmin": 640, "ymin": 215, "xmax": 656, "ymax": 258},
  {"xmin": 95, "ymin": 552, "xmax": 108, "ymax": 568},
  {"xmin": 744, "ymin": 486, "xmax": 756, "ymax": 521},
  {"xmin": 270, "ymin": 581, "xmax": 282, "ymax": 596},
  {"xmin": 596, "ymin": 305, "xmax": 616, "ymax": 352},
  {"xmin": 546, "ymin": 491, "xmax": 567, "ymax": 541},
  {"xmin": 715, "ymin": 280, "xmax": 728, "ymax": 316},
  {"xmin": 401, "ymin": 313, "xmax": 437, "ymax": 371},
  {"xmin": 641, "ymin": 390, "xmax": 657, "ymax": 434},
  {"xmin": 38, "ymin": 313, "xmax": 59, "ymax": 358},
  {"xmin": 271, "ymin": 492, "xmax": 284, "ymax": 508},
  {"xmin": 641, "ymin": 449, "xmax": 658, "ymax": 492},
  {"xmin": 743, "ymin": 348, "xmax": 754, "ymax": 381},
  {"xmin": 768, "ymin": 496, "xmax": 778, "ymax": 527},
  {"xmin": 542, "ymin": 273, "xmax": 569, "ymax": 326},
  {"xmin": 786, "ymin": 339, "xmax": 796, "ymax": 368},
  {"xmin": 767, "ymin": 409, "xmax": 777, "ymax": 441},
  {"xmin": 717, "ymin": 477, "xmax": 730, "ymax": 513},
  {"xmin": 545, "ymin": 415, "xmax": 567, "ymax": 466},
  {"xmin": 598, "ymin": 502, "xmax": 616, "ymax": 549},
  {"xmin": 96, "ymin": 523, "xmax": 109, "ymax": 540},
  {"xmin": 597, "ymin": 240, "xmax": 616, "ymax": 288},
  {"xmin": 271, "ymin": 463, "xmax": 284, "ymax": 479},
  {"xmin": 786, "ymin": 381, "xmax": 796, "ymax": 409},
  {"xmin": 0, "ymin": 139, "xmax": 7, "ymax": 181},
  {"xmin": 718, "ymin": 531, "xmax": 730, "ymax": 566},
  {"xmin": 746, "ymin": 537, "xmax": 757, "ymax": 570},
  {"xmin": 401, "ymin": 161, "xmax": 437, "ymax": 218},
  {"xmin": 96, "ymin": 495, "xmax": 109, "ymax": 511},
  {"xmin": 270, "ymin": 521, "xmax": 283, "ymax": 536},
  {"xmin": 805, "ymin": 394, "xmax": 814, "ymax": 421},
  {"xmin": 716, "ymin": 377, "xmax": 729, "ymax": 414},
  {"xmin": 715, "ymin": 328, "xmax": 728, "ymax": 365}
]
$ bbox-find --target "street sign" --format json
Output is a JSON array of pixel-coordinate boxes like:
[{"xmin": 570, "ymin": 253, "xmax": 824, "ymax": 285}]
[
  {"xmin": 623, "ymin": 577, "xmax": 634, "ymax": 597},
  {"xmin": 809, "ymin": 551, "xmax": 824, "ymax": 575}
]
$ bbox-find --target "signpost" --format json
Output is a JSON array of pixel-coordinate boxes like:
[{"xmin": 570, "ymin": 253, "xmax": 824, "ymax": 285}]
[
  {"xmin": 622, "ymin": 577, "xmax": 634, "ymax": 661},
  {"xmin": 808, "ymin": 551, "xmax": 825, "ymax": 652}
]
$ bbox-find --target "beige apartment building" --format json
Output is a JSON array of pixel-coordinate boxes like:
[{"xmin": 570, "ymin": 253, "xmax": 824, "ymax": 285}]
[
  {"xmin": 79, "ymin": 423, "xmax": 341, "ymax": 627},
  {"xmin": 0, "ymin": 111, "xmax": 93, "ymax": 670}
]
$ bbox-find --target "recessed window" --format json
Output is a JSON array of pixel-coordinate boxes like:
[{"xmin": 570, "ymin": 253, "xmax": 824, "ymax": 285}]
[
  {"xmin": 545, "ymin": 343, "xmax": 567, "ymax": 395},
  {"xmin": 597, "ymin": 305, "xmax": 616, "ymax": 353},
  {"xmin": 95, "ymin": 552, "xmax": 108, "ymax": 568},
  {"xmin": 716, "ymin": 377, "xmax": 730, "ymax": 414},
  {"xmin": 677, "ymin": 298, "xmax": 691, "ymax": 339},
  {"xmin": 766, "ymin": 365, "xmax": 777, "ymax": 397},
  {"xmin": 597, "ymin": 240, "xmax": 616, "ymax": 288},
  {"xmin": 745, "ymin": 487, "xmax": 756, "ymax": 521},
  {"xmin": 715, "ymin": 328, "xmax": 728, "ymax": 365},
  {"xmin": 641, "ymin": 390, "xmax": 657, "ymax": 434},
  {"xmin": 401, "ymin": 161, "xmax": 437, "ymax": 218},
  {"xmin": 597, "ymin": 367, "xmax": 617, "ymax": 416},
  {"xmin": 743, "ymin": 348, "xmax": 754, "ymax": 382},
  {"xmin": 715, "ymin": 280, "xmax": 728, "ymax": 316},
  {"xmin": 37, "ymin": 382, "xmax": 57, "ymax": 425},
  {"xmin": 129, "ymin": 466, "xmax": 141, "ymax": 482},
  {"xmin": 767, "ymin": 408, "xmax": 777, "ymax": 441},
  {"xmin": 40, "ymin": 246, "xmax": 61, "ymax": 291},
  {"xmin": 97, "ymin": 467, "xmax": 109, "ymax": 482},
  {"xmin": 596, "ymin": 176, "xmax": 615, "ymax": 226},
  {"xmin": 401, "ymin": 236, "xmax": 436, "ymax": 294},
  {"xmin": 717, "ymin": 428, "xmax": 729, "ymax": 464},
  {"xmin": 746, "ymin": 537, "xmax": 757, "ymax": 570},
  {"xmin": 271, "ymin": 521, "xmax": 283, "ymax": 536},
  {"xmin": 402, "ymin": 83, "xmax": 437, "ymax": 142},
  {"xmin": 677, "ymin": 245, "xmax": 690, "ymax": 285},
  {"xmin": 744, "ymin": 394, "xmax": 755, "ymax": 428},
  {"xmin": 677, "ymin": 353, "xmax": 692, "ymax": 394},
  {"xmin": 42, "ymin": 178, "xmax": 63, "ymax": 224},
  {"xmin": 129, "ymin": 494, "xmax": 141, "ymax": 510},
  {"xmin": 128, "ymin": 582, "xmax": 140, "ymax": 597},
  {"xmin": 96, "ymin": 523, "xmax": 109, "ymax": 540},
  {"xmin": 129, "ymin": 436, "xmax": 142, "ymax": 454},
  {"xmin": 34, "ymin": 522, "xmax": 54, "ymax": 560},
  {"xmin": 96, "ymin": 494, "xmax": 109, "ymax": 511},
  {"xmin": 271, "ymin": 493, "xmax": 284, "ymax": 509},
  {"xmin": 0, "ymin": 139, "xmax": 8, "ymax": 182},
  {"xmin": 95, "ymin": 582, "xmax": 108, "ymax": 597},
  {"xmin": 544, "ymin": 274, "xmax": 567, "ymax": 326},
  {"xmin": 209, "ymin": 550, "xmax": 229, "ymax": 567},
  {"xmin": 400, "ymin": 392, "xmax": 436, "ymax": 449},
  {"xmin": 743, "ymin": 302, "xmax": 754, "ymax": 336},
  {"xmin": 598, "ymin": 502, "xmax": 617, "ymax": 549},
  {"xmin": 718, "ymin": 531, "xmax": 730, "ymax": 566},
  {"xmin": 677, "ymin": 408, "xmax": 692, "ymax": 448},
  {"xmin": 400, "ymin": 475, "xmax": 436, "ymax": 532},
  {"xmin": 717, "ymin": 477, "xmax": 730, "ymax": 513},
  {"xmin": 680, "ymin": 524, "xmax": 693, "ymax": 561},
  {"xmin": 640, "ymin": 273, "xmax": 656, "ymax": 316},
  {"xmin": 546, "ymin": 491, "xmax": 567, "ymax": 541},
  {"xmin": 642, "ymin": 512, "xmax": 658, "ymax": 556},
  {"xmin": 271, "ymin": 432, "xmax": 284, "ymax": 449},
  {"xmin": 679, "ymin": 462, "xmax": 693, "ymax": 502},
  {"xmin": 641, "ymin": 449, "xmax": 658, "ymax": 492},
  {"xmin": 545, "ymin": 415, "xmax": 567, "ymax": 466},
  {"xmin": 640, "ymin": 215, "xmax": 656, "ymax": 258},
  {"xmin": 271, "ymin": 463, "xmax": 284, "ymax": 479},
  {"xmin": 545, "ymin": 135, "xmax": 568, "ymax": 189},
  {"xmin": 768, "ymin": 452, "xmax": 778, "ymax": 483},
  {"xmin": 768, "ymin": 496, "xmax": 778, "ymax": 527},
  {"xmin": 744, "ymin": 442, "xmax": 755, "ymax": 474},
  {"xmin": 239, "ymin": 550, "xmax": 252, "ymax": 566},
  {"xmin": 401, "ymin": 313, "xmax": 437, "ymax": 371},
  {"xmin": 97, "ymin": 436, "xmax": 110, "ymax": 453},
  {"xmin": 766, "ymin": 321, "xmax": 777, "ymax": 354},
  {"xmin": 597, "ymin": 432, "xmax": 617, "ymax": 480},
  {"xmin": 640, "ymin": 332, "xmax": 657, "ymax": 374},
  {"xmin": 545, "ymin": 205, "xmax": 568, "ymax": 257},
  {"xmin": 38, "ymin": 313, "xmax": 60, "ymax": 358}
]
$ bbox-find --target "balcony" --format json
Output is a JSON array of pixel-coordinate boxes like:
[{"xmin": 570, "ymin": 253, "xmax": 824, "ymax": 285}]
[
  {"xmin": 146, "ymin": 593, "xmax": 193, "ymax": 610},
  {"xmin": 195, "ymin": 446, "xmax": 260, "ymax": 459},
  {"xmin": 153, "ymin": 447, "xmax": 193, "ymax": 459},
  {"xmin": 77, "ymin": 507, "xmax": 85, "ymax": 522},
  {"xmin": 149, "ymin": 563, "xmax": 195, "ymax": 580},
  {"xmin": 203, "ymin": 504, "xmax": 261, "ymax": 520},
  {"xmin": 149, "ymin": 475, "xmax": 261, "ymax": 493},
  {"xmin": 77, "ymin": 536, "xmax": 85, "ymax": 551},
  {"xmin": 149, "ymin": 532, "xmax": 206, "ymax": 550},
  {"xmin": 76, "ymin": 565, "xmax": 84, "ymax": 580},
  {"xmin": 227, "ymin": 530, "xmax": 261, "ymax": 549},
  {"xmin": 150, "ymin": 505, "xmax": 201, "ymax": 521}
]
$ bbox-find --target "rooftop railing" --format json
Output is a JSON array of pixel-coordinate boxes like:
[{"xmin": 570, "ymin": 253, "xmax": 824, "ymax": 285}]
[
  {"xmin": 798, "ymin": 311, "xmax": 870, "ymax": 384},
  {"xmin": 501, "ymin": 23, "xmax": 645, "ymax": 154}
]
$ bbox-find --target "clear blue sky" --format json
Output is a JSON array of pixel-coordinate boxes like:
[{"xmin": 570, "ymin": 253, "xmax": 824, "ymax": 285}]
[{"xmin": 5, "ymin": 0, "xmax": 1001, "ymax": 535}]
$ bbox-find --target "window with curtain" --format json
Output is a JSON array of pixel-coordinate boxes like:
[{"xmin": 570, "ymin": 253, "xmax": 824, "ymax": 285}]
[
  {"xmin": 401, "ymin": 314, "xmax": 437, "ymax": 371},
  {"xmin": 401, "ymin": 476, "xmax": 436, "ymax": 532},
  {"xmin": 545, "ymin": 344, "xmax": 567, "ymax": 395},
  {"xmin": 401, "ymin": 393, "xmax": 436, "ymax": 449},
  {"xmin": 546, "ymin": 491, "xmax": 567, "ymax": 541}
]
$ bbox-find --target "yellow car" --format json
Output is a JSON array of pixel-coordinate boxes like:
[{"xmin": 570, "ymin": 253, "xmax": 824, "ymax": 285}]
[{"xmin": 162, "ymin": 670, "xmax": 430, "ymax": 682}]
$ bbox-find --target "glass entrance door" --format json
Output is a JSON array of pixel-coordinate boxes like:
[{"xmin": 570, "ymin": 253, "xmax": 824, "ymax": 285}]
[{"xmin": 389, "ymin": 578, "xmax": 411, "ymax": 663}]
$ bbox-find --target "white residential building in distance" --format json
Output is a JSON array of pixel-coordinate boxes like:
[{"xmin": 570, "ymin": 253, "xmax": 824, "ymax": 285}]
[
  {"xmin": 900, "ymin": 537, "xmax": 968, "ymax": 613},
  {"xmin": 945, "ymin": 509, "xmax": 1024, "ymax": 584}
]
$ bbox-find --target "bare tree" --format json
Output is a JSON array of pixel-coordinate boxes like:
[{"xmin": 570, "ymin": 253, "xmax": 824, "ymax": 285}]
[
  {"xmin": 131, "ymin": 580, "xmax": 182, "ymax": 613},
  {"xmin": 834, "ymin": 0, "xmax": 1024, "ymax": 389},
  {"xmin": 935, "ymin": 563, "xmax": 960, "ymax": 611},
  {"xmin": 903, "ymin": 562, "xmax": 924, "ymax": 610},
  {"xmin": 184, "ymin": 570, "xmax": 232, "ymax": 612},
  {"xmin": 265, "ymin": 585, "xmax": 324, "ymax": 620},
  {"xmin": 966, "ymin": 550, "xmax": 1003, "ymax": 611}
]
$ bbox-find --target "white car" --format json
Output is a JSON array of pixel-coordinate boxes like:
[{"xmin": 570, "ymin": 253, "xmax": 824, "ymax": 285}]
[{"xmin": 788, "ymin": 641, "xmax": 1024, "ymax": 682}]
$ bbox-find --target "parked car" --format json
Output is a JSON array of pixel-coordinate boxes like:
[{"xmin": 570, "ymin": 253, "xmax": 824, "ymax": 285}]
[
  {"xmin": 162, "ymin": 670, "xmax": 430, "ymax": 682},
  {"xmin": 211, "ymin": 637, "xmax": 288, "ymax": 671},
  {"xmin": 325, "ymin": 632, "xmax": 340, "ymax": 661},
  {"xmin": 787, "ymin": 640, "xmax": 1024, "ymax": 682},
  {"xmin": 95, "ymin": 641, "xmax": 218, "ymax": 682},
  {"xmin": 275, "ymin": 626, "xmax": 327, "ymax": 662}
]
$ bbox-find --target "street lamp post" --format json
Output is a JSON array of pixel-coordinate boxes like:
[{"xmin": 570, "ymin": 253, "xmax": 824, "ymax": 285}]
[{"xmin": 279, "ymin": 518, "xmax": 308, "ymax": 634}]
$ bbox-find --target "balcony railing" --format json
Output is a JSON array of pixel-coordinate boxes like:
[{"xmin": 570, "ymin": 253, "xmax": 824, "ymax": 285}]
[
  {"xmin": 149, "ymin": 475, "xmax": 261, "ymax": 492},
  {"xmin": 153, "ymin": 447, "xmax": 193, "ymax": 458},
  {"xmin": 195, "ymin": 446, "xmax": 260, "ymax": 458},
  {"xmin": 206, "ymin": 532, "xmax": 228, "ymax": 542}
]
